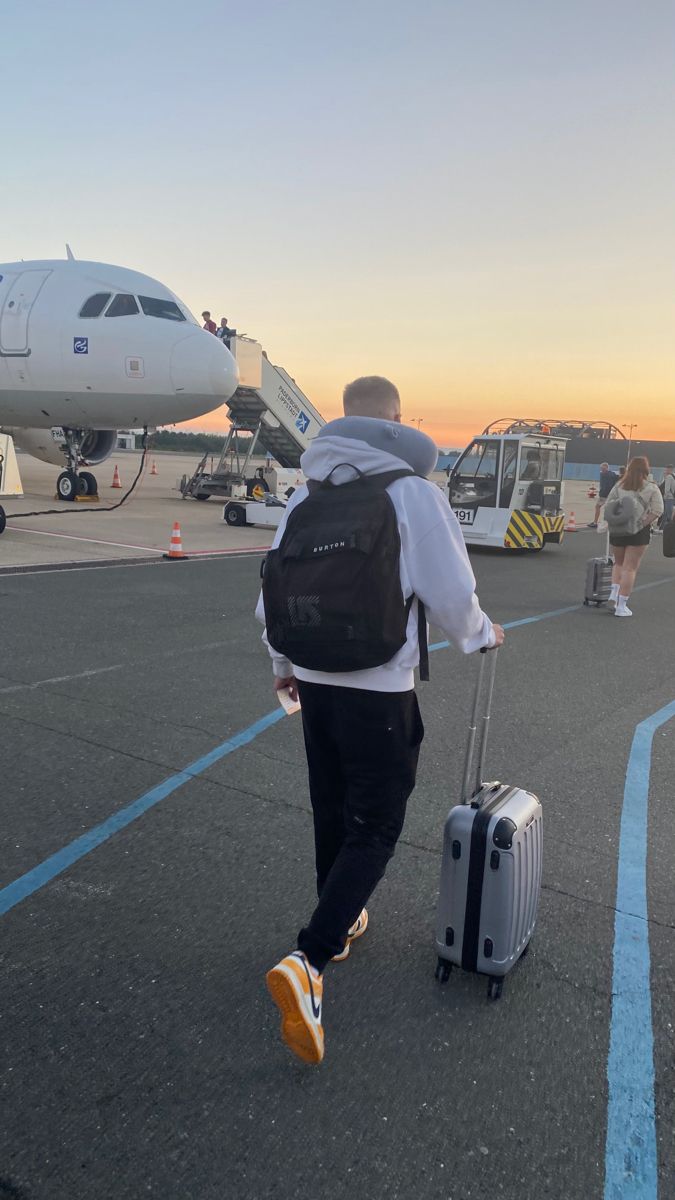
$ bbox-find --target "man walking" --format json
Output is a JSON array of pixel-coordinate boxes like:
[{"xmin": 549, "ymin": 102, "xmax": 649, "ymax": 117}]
[
  {"xmin": 588, "ymin": 462, "xmax": 619, "ymax": 528},
  {"xmin": 256, "ymin": 376, "xmax": 503, "ymax": 1065}
]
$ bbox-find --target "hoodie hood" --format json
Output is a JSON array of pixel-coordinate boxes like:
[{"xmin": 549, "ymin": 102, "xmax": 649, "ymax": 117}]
[{"xmin": 300, "ymin": 435, "xmax": 421, "ymax": 484}]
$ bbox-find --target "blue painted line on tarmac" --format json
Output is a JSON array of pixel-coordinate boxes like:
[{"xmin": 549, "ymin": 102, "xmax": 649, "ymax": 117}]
[
  {"xmin": 1, "ymin": 582, "xmax": 674, "ymax": 917},
  {"xmin": 0, "ymin": 709, "xmax": 285, "ymax": 916},
  {"xmin": 604, "ymin": 699, "xmax": 675, "ymax": 1200},
  {"xmin": 428, "ymin": 603, "xmax": 580, "ymax": 652}
]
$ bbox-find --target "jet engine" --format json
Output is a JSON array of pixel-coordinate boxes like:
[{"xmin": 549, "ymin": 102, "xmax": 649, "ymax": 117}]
[{"xmin": 5, "ymin": 427, "xmax": 118, "ymax": 467}]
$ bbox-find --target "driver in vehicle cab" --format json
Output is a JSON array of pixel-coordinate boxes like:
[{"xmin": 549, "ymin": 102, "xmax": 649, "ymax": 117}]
[{"xmin": 520, "ymin": 450, "xmax": 542, "ymax": 481}]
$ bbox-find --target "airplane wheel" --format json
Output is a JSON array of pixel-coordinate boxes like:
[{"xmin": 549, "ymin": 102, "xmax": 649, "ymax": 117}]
[
  {"xmin": 195, "ymin": 492, "xmax": 211, "ymax": 501},
  {"xmin": 56, "ymin": 470, "xmax": 79, "ymax": 501},
  {"xmin": 0, "ymin": 506, "xmax": 5, "ymax": 535},
  {"xmin": 79, "ymin": 471, "xmax": 98, "ymax": 496}
]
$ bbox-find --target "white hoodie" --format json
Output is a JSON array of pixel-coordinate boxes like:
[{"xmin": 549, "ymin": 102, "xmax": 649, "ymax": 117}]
[{"xmin": 255, "ymin": 435, "xmax": 495, "ymax": 692}]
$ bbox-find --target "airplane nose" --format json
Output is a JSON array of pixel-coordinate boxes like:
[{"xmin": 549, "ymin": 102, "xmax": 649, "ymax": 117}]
[
  {"xmin": 170, "ymin": 332, "xmax": 238, "ymax": 402},
  {"xmin": 208, "ymin": 335, "xmax": 239, "ymax": 400}
]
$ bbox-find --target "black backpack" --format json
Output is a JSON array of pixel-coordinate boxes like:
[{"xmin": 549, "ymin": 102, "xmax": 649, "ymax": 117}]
[{"xmin": 261, "ymin": 466, "xmax": 428, "ymax": 677}]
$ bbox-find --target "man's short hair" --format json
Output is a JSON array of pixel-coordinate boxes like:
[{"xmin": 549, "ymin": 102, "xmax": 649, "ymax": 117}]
[
  {"xmin": 342, "ymin": 376, "xmax": 401, "ymax": 421},
  {"xmin": 601, "ymin": 462, "xmax": 609, "ymax": 469},
  {"xmin": 202, "ymin": 310, "xmax": 210, "ymax": 318},
  {"xmin": 666, "ymin": 464, "xmax": 673, "ymax": 470}
]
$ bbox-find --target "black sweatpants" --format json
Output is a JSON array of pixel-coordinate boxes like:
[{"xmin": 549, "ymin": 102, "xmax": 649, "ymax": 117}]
[{"xmin": 295, "ymin": 681, "xmax": 424, "ymax": 972}]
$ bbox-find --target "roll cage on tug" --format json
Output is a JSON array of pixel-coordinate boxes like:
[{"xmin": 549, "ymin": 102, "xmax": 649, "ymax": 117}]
[{"xmin": 448, "ymin": 430, "xmax": 568, "ymax": 551}]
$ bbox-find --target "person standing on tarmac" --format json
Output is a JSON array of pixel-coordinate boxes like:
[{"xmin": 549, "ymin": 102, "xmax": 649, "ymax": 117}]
[
  {"xmin": 606, "ymin": 456, "xmax": 663, "ymax": 617},
  {"xmin": 661, "ymin": 465, "xmax": 675, "ymax": 527},
  {"xmin": 256, "ymin": 376, "xmax": 504, "ymax": 1065},
  {"xmin": 588, "ymin": 462, "xmax": 620, "ymax": 528}
]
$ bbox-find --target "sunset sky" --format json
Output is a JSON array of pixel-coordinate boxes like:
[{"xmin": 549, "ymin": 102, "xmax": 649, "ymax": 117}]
[{"xmin": 3, "ymin": 0, "xmax": 674, "ymax": 448}]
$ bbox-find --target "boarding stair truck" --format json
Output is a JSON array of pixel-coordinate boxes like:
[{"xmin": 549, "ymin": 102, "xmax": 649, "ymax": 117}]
[
  {"xmin": 180, "ymin": 337, "xmax": 324, "ymax": 527},
  {"xmin": 448, "ymin": 425, "xmax": 568, "ymax": 551}
]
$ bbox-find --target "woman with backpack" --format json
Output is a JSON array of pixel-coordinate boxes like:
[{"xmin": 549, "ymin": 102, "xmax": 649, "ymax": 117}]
[{"xmin": 605, "ymin": 456, "xmax": 664, "ymax": 617}]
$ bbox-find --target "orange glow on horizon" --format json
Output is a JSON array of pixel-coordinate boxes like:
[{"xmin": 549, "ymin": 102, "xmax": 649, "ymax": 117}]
[{"xmin": 179, "ymin": 386, "xmax": 675, "ymax": 451}]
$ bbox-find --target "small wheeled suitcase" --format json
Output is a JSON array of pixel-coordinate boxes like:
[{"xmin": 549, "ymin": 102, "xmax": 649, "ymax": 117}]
[
  {"xmin": 583, "ymin": 529, "xmax": 613, "ymax": 606},
  {"xmin": 663, "ymin": 521, "xmax": 675, "ymax": 558},
  {"xmin": 434, "ymin": 650, "xmax": 543, "ymax": 1000}
]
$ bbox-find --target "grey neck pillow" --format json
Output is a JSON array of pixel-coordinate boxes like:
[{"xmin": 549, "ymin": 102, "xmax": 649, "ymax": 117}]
[{"xmin": 318, "ymin": 416, "xmax": 438, "ymax": 478}]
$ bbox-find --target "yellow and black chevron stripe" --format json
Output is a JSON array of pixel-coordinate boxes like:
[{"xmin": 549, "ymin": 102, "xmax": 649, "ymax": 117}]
[{"xmin": 504, "ymin": 511, "xmax": 566, "ymax": 550}]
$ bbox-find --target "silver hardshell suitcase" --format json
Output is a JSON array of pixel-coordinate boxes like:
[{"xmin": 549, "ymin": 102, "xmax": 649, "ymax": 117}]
[
  {"xmin": 583, "ymin": 528, "xmax": 614, "ymax": 606},
  {"xmin": 434, "ymin": 650, "xmax": 543, "ymax": 999}
]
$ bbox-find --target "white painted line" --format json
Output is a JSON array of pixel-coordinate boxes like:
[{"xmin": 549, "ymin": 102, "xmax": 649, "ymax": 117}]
[
  {"xmin": 0, "ymin": 664, "xmax": 124, "ymax": 695},
  {"xmin": 4, "ymin": 526, "xmax": 164, "ymax": 554}
]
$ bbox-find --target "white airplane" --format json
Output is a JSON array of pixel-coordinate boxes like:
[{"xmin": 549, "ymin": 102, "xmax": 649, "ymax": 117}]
[{"xmin": 0, "ymin": 250, "xmax": 238, "ymax": 501}]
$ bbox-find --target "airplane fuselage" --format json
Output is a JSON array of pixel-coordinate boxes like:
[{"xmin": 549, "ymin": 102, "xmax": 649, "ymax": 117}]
[{"xmin": 0, "ymin": 258, "xmax": 238, "ymax": 429}]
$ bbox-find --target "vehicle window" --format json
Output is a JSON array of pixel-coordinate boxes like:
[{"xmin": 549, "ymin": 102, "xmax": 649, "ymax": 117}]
[
  {"xmin": 500, "ymin": 439, "xmax": 518, "ymax": 506},
  {"xmin": 455, "ymin": 440, "xmax": 499, "ymax": 481},
  {"xmin": 78, "ymin": 293, "xmax": 111, "ymax": 318},
  {"xmin": 450, "ymin": 440, "xmax": 500, "ymax": 509},
  {"xmin": 520, "ymin": 449, "xmax": 542, "ymax": 480},
  {"xmin": 105, "ymin": 294, "xmax": 139, "ymax": 317},
  {"xmin": 138, "ymin": 295, "xmax": 186, "ymax": 321},
  {"xmin": 519, "ymin": 445, "xmax": 564, "ymax": 481},
  {"xmin": 538, "ymin": 447, "xmax": 564, "ymax": 480}
]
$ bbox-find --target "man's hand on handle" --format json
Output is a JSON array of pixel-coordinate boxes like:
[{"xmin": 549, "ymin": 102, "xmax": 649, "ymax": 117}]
[
  {"xmin": 490, "ymin": 624, "xmax": 505, "ymax": 648},
  {"xmin": 274, "ymin": 675, "xmax": 299, "ymax": 703}
]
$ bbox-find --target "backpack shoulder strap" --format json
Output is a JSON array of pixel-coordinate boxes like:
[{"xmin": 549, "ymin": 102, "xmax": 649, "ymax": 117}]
[
  {"xmin": 364, "ymin": 468, "xmax": 415, "ymax": 490},
  {"xmin": 404, "ymin": 595, "xmax": 430, "ymax": 682},
  {"xmin": 307, "ymin": 466, "xmax": 415, "ymax": 494}
]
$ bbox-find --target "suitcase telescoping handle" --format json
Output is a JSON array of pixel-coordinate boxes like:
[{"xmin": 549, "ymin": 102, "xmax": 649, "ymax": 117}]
[{"xmin": 460, "ymin": 647, "xmax": 498, "ymax": 804}]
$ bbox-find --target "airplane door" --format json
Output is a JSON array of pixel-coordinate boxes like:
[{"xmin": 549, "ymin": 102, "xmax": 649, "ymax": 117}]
[{"xmin": 0, "ymin": 269, "xmax": 52, "ymax": 355}]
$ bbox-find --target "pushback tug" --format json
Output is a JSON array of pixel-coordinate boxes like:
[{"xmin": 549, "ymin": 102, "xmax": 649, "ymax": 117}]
[{"xmin": 448, "ymin": 421, "xmax": 568, "ymax": 551}]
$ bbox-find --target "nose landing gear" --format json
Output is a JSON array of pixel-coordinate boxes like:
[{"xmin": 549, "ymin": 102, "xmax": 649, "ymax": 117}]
[{"xmin": 55, "ymin": 430, "xmax": 99, "ymax": 502}]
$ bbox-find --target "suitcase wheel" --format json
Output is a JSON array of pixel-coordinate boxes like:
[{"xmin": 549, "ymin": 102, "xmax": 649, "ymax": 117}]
[
  {"xmin": 487, "ymin": 976, "xmax": 503, "ymax": 1001},
  {"xmin": 435, "ymin": 957, "xmax": 452, "ymax": 984}
]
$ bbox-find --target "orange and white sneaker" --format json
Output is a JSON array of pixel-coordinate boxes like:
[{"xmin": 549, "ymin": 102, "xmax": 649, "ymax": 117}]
[
  {"xmin": 332, "ymin": 908, "xmax": 369, "ymax": 961},
  {"xmin": 266, "ymin": 951, "xmax": 324, "ymax": 1064}
]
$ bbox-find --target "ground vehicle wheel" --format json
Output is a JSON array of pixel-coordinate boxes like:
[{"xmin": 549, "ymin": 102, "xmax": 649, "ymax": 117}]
[
  {"xmin": 56, "ymin": 470, "xmax": 79, "ymax": 501},
  {"xmin": 195, "ymin": 492, "xmax": 211, "ymax": 501},
  {"xmin": 79, "ymin": 470, "xmax": 98, "ymax": 496},
  {"xmin": 225, "ymin": 504, "xmax": 245, "ymax": 527},
  {"xmin": 0, "ymin": 505, "xmax": 5, "ymax": 535}
]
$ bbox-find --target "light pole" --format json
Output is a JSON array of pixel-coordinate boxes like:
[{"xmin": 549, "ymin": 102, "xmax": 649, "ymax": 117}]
[
  {"xmin": 623, "ymin": 423, "xmax": 637, "ymax": 465},
  {"xmin": 411, "ymin": 418, "xmax": 424, "ymax": 430}
]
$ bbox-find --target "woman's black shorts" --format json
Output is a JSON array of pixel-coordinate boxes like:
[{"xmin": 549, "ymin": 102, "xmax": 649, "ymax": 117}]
[{"xmin": 610, "ymin": 526, "xmax": 651, "ymax": 548}]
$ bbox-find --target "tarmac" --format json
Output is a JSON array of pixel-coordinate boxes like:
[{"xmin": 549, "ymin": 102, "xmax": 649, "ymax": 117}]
[
  {"xmin": 0, "ymin": 455, "xmax": 674, "ymax": 1200},
  {"xmin": 0, "ymin": 450, "xmax": 600, "ymax": 572}
]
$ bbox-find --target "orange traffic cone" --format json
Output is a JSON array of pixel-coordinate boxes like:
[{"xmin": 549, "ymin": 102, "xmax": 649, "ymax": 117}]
[
  {"xmin": 163, "ymin": 521, "xmax": 188, "ymax": 560},
  {"xmin": 150, "ymin": 460, "xmax": 158, "ymax": 476},
  {"xmin": 565, "ymin": 510, "xmax": 577, "ymax": 532},
  {"xmin": 111, "ymin": 463, "xmax": 122, "ymax": 489}
]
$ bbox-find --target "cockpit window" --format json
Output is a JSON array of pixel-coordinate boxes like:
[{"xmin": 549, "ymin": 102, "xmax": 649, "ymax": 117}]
[
  {"xmin": 105, "ymin": 294, "xmax": 139, "ymax": 317},
  {"xmin": 79, "ymin": 293, "xmax": 111, "ymax": 318},
  {"xmin": 138, "ymin": 295, "xmax": 186, "ymax": 321}
]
